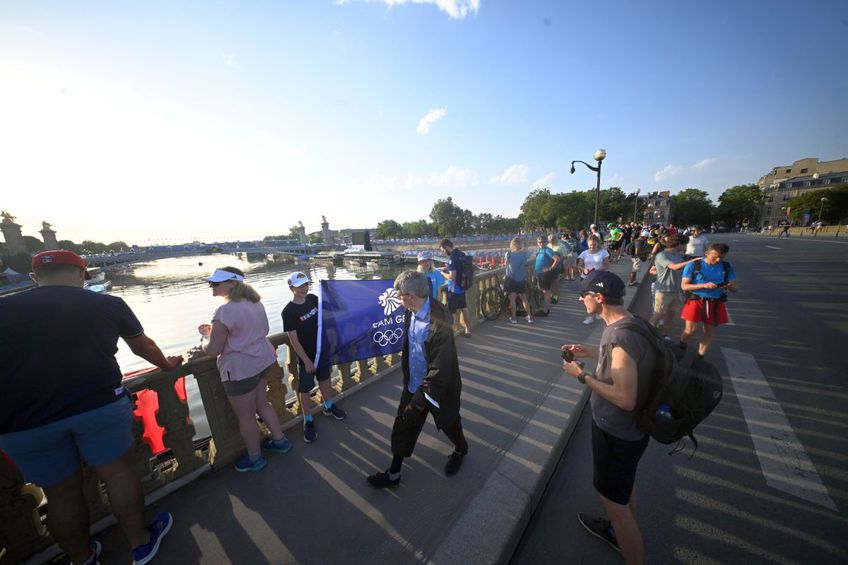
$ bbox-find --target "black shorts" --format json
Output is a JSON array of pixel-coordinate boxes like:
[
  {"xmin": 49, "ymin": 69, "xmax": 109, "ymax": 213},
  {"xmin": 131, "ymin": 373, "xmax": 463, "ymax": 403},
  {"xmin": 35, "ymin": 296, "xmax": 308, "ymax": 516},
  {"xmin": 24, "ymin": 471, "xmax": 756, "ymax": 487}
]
[
  {"xmin": 591, "ymin": 420, "xmax": 649, "ymax": 505},
  {"xmin": 504, "ymin": 277, "xmax": 526, "ymax": 294},
  {"xmin": 609, "ymin": 240, "xmax": 623, "ymax": 250},
  {"xmin": 538, "ymin": 270, "xmax": 558, "ymax": 291},
  {"xmin": 447, "ymin": 291, "xmax": 467, "ymax": 313}
]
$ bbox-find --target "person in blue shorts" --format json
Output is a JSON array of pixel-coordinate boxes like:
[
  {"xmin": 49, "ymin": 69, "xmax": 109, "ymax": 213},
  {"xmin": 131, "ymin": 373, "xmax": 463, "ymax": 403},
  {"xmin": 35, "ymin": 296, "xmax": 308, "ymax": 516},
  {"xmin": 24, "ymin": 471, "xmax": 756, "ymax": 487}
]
[
  {"xmin": 0, "ymin": 251, "xmax": 181, "ymax": 565},
  {"xmin": 282, "ymin": 272, "xmax": 346, "ymax": 444}
]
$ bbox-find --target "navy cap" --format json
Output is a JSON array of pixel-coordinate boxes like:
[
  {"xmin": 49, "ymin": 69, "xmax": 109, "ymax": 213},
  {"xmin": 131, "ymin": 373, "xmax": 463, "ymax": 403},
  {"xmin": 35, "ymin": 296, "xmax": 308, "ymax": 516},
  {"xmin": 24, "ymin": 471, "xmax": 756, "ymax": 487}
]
[{"xmin": 581, "ymin": 270, "xmax": 626, "ymax": 298}]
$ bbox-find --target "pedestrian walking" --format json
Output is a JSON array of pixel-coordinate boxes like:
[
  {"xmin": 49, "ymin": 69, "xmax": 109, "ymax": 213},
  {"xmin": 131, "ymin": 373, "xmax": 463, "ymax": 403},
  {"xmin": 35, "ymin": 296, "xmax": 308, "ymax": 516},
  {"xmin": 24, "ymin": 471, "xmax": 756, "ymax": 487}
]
[
  {"xmin": 199, "ymin": 267, "xmax": 292, "ymax": 472},
  {"xmin": 504, "ymin": 237, "xmax": 534, "ymax": 324},
  {"xmin": 561, "ymin": 271, "xmax": 657, "ymax": 565},
  {"xmin": 0, "ymin": 250, "xmax": 181, "ymax": 565},
  {"xmin": 534, "ymin": 234, "xmax": 560, "ymax": 317},
  {"xmin": 680, "ymin": 243, "xmax": 738, "ymax": 357},
  {"xmin": 577, "ymin": 235, "xmax": 610, "ymax": 325},
  {"xmin": 439, "ymin": 239, "xmax": 472, "ymax": 338},
  {"xmin": 648, "ymin": 235, "xmax": 700, "ymax": 339},
  {"xmin": 417, "ymin": 251, "xmax": 447, "ymax": 300},
  {"xmin": 367, "ymin": 271, "xmax": 468, "ymax": 488},
  {"xmin": 282, "ymin": 272, "xmax": 347, "ymax": 444}
]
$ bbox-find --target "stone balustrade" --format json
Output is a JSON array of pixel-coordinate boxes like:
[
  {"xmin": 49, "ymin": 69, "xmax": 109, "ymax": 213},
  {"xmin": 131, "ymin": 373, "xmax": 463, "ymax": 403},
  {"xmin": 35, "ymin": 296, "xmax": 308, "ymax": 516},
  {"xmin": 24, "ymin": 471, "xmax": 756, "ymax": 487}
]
[{"xmin": 0, "ymin": 267, "xmax": 505, "ymax": 563}]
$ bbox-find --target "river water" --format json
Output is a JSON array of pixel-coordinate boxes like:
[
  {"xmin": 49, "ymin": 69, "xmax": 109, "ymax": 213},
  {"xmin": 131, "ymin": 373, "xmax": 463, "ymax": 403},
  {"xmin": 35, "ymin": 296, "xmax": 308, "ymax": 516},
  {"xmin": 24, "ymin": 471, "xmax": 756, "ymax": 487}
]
[{"xmin": 109, "ymin": 253, "xmax": 410, "ymax": 440}]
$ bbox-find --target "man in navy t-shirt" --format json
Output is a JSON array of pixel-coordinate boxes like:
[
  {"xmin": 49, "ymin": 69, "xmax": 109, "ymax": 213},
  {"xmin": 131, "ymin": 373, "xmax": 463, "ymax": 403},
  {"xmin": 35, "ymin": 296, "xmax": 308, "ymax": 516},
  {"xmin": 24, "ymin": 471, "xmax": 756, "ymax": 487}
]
[
  {"xmin": 439, "ymin": 238, "xmax": 472, "ymax": 337},
  {"xmin": 0, "ymin": 250, "xmax": 182, "ymax": 565}
]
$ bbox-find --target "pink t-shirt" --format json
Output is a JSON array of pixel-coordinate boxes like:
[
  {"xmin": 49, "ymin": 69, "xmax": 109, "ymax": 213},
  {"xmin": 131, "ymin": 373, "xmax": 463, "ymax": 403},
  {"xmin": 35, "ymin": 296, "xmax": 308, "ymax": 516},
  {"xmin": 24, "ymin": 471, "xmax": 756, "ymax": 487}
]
[{"xmin": 212, "ymin": 300, "xmax": 276, "ymax": 381}]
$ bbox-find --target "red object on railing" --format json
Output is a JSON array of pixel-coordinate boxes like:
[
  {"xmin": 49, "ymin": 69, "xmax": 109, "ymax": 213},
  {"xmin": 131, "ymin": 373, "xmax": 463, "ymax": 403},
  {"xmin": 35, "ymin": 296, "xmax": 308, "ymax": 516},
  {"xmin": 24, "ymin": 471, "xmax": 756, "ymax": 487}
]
[{"xmin": 123, "ymin": 368, "xmax": 186, "ymax": 455}]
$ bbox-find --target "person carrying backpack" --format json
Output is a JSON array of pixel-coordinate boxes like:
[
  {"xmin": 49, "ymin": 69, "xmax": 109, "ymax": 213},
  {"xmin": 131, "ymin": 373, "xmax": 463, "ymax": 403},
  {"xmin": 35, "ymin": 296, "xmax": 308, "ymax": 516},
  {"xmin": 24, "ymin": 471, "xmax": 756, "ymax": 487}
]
[
  {"xmin": 560, "ymin": 270, "xmax": 656, "ymax": 563},
  {"xmin": 680, "ymin": 242, "xmax": 738, "ymax": 358},
  {"xmin": 439, "ymin": 238, "xmax": 472, "ymax": 338}
]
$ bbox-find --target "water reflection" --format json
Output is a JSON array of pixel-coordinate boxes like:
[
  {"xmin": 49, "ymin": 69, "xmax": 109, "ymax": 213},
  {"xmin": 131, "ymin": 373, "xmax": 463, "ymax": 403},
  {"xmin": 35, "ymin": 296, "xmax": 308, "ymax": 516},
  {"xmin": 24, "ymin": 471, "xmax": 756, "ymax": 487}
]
[{"xmin": 114, "ymin": 253, "xmax": 408, "ymax": 373}]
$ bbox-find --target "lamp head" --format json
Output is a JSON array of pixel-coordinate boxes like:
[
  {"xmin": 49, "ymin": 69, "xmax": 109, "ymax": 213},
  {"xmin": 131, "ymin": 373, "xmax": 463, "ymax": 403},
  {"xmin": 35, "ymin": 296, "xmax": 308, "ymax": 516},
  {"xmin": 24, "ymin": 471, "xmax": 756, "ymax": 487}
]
[
  {"xmin": 569, "ymin": 163, "xmax": 576, "ymax": 174},
  {"xmin": 594, "ymin": 149, "xmax": 607, "ymax": 162}
]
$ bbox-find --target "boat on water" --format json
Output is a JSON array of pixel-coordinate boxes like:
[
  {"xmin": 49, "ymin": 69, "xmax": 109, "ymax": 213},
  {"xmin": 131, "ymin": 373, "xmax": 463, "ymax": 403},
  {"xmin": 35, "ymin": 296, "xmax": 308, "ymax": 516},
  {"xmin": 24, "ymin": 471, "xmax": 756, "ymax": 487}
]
[
  {"xmin": 310, "ymin": 250, "xmax": 345, "ymax": 265},
  {"xmin": 84, "ymin": 267, "xmax": 113, "ymax": 293}
]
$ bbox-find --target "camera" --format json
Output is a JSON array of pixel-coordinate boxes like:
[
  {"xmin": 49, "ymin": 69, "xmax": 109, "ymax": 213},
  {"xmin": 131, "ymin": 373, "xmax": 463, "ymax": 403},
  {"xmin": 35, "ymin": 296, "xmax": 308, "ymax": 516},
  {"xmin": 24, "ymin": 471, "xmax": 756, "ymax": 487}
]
[{"xmin": 561, "ymin": 349, "xmax": 584, "ymax": 368}]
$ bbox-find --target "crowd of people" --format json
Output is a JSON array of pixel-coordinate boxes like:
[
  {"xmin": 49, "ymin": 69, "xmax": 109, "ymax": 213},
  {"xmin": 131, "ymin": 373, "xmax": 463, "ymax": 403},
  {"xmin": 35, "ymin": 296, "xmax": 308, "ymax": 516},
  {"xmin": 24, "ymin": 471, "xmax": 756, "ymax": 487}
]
[{"xmin": 0, "ymin": 226, "xmax": 739, "ymax": 564}]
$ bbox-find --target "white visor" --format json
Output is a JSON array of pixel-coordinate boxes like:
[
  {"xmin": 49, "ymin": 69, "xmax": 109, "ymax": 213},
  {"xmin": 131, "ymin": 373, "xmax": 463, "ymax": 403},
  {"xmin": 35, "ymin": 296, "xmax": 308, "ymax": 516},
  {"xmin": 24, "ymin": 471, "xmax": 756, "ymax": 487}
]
[{"xmin": 206, "ymin": 269, "xmax": 244, "ymax": 283}]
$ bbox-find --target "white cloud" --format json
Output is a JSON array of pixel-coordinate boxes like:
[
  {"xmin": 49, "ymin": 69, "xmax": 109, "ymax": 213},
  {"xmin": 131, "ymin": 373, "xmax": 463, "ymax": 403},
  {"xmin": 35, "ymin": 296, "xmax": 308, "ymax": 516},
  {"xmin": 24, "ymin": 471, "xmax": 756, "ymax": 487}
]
[
  {"xmin": 489, "ymin": 164, "xmax": 529, "ymax": 185},
  {"xmin": 692, "ymin": 157, "xmax": 717, "ymax": 171},
  {"xmin": 406, "ymin": 165, "xmax": 478, "ymax": 188},
  {"xmin": 654, "ymin": 164, "xmax": 683, "ymax": 182},
  {"xmin": 335, "ymin": 0, "xmax": 481, "ymax": 20},
  {"xmin": 607, "ymin": 173, "xmax": 624, "ymax": 187},
  {"xmin": 532, "ymin": 172, "xmax": 555, "ymax": 189},
  {"xmin": 416, "ymin": 107, "xmax": 447, "ymax": 135},
  {"xmin": 218, "ymin": 51, "xmax": 238, "ymax": 68}
]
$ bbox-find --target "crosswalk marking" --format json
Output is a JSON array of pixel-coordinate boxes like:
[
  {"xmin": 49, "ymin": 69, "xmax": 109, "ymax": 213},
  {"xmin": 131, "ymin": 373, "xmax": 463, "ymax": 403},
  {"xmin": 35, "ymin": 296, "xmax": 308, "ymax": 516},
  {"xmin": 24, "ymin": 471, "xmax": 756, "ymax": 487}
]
[
  {"xmin": 721, "ymin": 347, "xmax": 837, "ymax": 511},
  {"xmin": 765, "ymin": 245, "xmax": 781, "ymax": 250}
]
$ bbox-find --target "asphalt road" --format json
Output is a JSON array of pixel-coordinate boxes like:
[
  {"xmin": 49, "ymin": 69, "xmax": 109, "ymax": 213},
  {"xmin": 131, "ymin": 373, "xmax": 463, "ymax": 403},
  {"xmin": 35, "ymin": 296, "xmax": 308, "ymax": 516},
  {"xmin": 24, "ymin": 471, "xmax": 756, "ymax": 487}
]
[{"xmin": 511, "ymin": 234, "xmax": 848, "ymax": 564}]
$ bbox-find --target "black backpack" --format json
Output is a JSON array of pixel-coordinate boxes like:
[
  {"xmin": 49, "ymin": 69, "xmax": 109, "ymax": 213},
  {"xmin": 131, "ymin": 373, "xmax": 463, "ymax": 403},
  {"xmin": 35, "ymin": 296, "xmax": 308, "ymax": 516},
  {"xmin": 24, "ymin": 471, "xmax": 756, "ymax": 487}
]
[
  {"xmin": 619, "ymin": 316, "xmax": 723, "ymax": 456},
  {"xmin": 453, "ymin": 250, "xmax": 476, "ymax": 291}
]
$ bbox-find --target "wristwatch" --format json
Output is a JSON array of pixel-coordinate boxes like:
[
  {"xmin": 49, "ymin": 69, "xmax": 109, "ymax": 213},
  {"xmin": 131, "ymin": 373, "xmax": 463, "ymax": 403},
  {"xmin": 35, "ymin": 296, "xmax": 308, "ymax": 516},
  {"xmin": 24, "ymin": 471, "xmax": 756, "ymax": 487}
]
[{"xmin": 577, "ymin": 371, "xmax": 591, "ymax": 384}]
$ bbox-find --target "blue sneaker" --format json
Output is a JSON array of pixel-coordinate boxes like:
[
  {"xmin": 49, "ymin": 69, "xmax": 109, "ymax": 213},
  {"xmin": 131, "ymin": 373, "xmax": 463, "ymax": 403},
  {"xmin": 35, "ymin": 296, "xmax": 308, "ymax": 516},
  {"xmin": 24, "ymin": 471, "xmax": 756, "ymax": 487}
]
[
  {"xmin": 132, "ymin": 511, "xmax": 173, "ymax": 565},
  {"xmin": 234, "ymin": 454, "xmax": 266, "ymax": 472},
  {"xmin": 304, "ymin": 420, "xmax": 317, "ymax": 443},
  {"xmin": 261, "ymin": 437, "xmax": 292, "ymax": 454},
  {"xmin": 322, "ymin": 404, "xmax": 347, "ymax": 420}
]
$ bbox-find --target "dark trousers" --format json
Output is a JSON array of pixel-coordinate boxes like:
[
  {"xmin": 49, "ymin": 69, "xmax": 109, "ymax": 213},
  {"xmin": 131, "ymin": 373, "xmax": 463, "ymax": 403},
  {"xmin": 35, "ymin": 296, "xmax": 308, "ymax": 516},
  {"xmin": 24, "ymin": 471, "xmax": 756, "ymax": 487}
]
[{"xmin": 390, "ymin": 388, "xmax": 468, "ymax": 458}]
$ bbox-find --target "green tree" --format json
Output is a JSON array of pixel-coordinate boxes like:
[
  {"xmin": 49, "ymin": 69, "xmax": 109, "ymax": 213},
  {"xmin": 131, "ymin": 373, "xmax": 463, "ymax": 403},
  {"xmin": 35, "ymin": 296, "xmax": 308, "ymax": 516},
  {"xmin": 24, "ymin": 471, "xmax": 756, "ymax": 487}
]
[
  {"xmin": 787, "ymin": 185, "xmax": 848, "ymax": 225},
  {"xmin": 107, "ymin": 241, "xmax": 129, "ymax": 252},
  {"xmin": 80, "ymin": 240, "xmax": 109, "ymax": 254},
  {"xmin": 715, "ymin": 184, "xmax": 761, "ymax": 226},
  {"xmin": 553, "ymin": 191, "xmax": 593, "ymax": 230},
  {"xmin": 375, "ymin": 219, "xmax": 404, "ymax": 239},
  {"xmin": 520, "ymin": 189, "xmax": 555, "ymax": 230},
  {"xmin": 57, "ymin": 240, "xmax": 82, "ymax": 254},
  {"xmin": 23, "ymin": 236, "xmax": 43, "ymax": 253},
  {"xmin": 401, "ymin": 220, "xmax": 433, "ymax": 238},
  {"xmin": 430, "ymin": 197, "xmax": 471, "ymax": 236},
  {"xmin": 288, "ymin": 221, "xmax": 305, "ymax": 240},
  {"xmin": 307, "ymin": 233, "xmax": 324, "ymax": 243},
  {"xmin": 671, "ymin": 188, "xmax": 713, "ymax": 227}
]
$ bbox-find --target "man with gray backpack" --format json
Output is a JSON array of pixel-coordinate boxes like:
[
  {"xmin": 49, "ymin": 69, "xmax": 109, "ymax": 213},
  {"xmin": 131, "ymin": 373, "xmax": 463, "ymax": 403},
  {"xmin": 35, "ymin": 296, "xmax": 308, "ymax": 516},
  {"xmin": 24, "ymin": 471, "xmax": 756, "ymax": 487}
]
[{"xmin": 562, "ymin": 270, "xmax": 723, "ymax": 563}]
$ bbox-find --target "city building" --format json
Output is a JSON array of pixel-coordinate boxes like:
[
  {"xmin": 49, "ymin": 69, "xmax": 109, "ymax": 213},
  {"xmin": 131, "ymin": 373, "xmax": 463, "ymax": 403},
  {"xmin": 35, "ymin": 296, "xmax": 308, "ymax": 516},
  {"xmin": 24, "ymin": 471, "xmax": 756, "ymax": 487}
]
[
  {"xmin": 643, "ymin": 190, "xmax": 672, "ymax": 225},
  {"xmin": 758, "ymin": 157, "xmax": 848, "ymax": 227}
]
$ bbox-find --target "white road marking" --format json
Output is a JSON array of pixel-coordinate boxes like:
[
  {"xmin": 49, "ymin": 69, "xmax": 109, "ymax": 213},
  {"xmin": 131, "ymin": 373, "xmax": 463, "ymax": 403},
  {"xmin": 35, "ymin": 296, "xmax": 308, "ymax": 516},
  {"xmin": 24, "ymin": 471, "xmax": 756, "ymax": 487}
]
[
  {"xmin": 765, "ymin": 245, "xmax": 781, "ymax": 250},
  {"xmin": 721, "ymin": 347, "xmax": 837, "ymax": 511}
]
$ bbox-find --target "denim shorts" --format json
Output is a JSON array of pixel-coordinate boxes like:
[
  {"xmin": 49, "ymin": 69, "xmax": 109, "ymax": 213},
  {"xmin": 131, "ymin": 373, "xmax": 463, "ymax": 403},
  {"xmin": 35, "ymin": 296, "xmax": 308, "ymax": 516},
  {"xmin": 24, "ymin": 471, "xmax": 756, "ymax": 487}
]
[
  {"xmin": 0, "ymin": 396, "xmax": 133, "ymax": 487},
  {"xmin": 297, "ymin": 361, "xmax": 331, "ymax": 393}
]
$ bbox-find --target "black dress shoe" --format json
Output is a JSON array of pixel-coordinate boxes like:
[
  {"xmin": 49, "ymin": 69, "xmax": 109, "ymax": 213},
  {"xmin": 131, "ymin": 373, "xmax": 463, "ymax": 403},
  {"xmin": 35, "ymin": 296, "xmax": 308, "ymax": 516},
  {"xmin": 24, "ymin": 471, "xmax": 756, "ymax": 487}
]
[
  {"xmin": 445, "ymin": 452, "xmax": 466, "ymax": 476},
  {"xmin": 367, "ymin": 471, "xmax": 400, "ymax": 489}
]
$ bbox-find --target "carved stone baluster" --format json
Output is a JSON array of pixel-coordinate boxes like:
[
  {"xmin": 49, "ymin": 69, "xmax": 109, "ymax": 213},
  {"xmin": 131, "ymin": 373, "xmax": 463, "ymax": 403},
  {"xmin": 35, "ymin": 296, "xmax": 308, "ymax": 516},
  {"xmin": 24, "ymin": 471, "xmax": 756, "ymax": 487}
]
[
  {"xmin": 128, "ymin": 393, "xmax": 160, "ymax": 494},
  {"xmin": 374, "ymin": 354, "xmax": 388, "ymax": 374},
  {"xmin": 355, "ymin": 359, "xmax": 370, "ymax": 383},
  {"xmin": 337, "ymin": 362, "xmax": 353, "ymax": 391},
  {"xmin": 152, "ymin": 376, "xmax": 203, "ymax": 480},
  {"xmin": 193, "ymin": 362, "xmax": 244, "ymax": 470},
  {"xmin": 264, "ymin": 362, "xmax": 294, "ymax": 425},
  {"xmin": 0, "ymin": 456, "xmax": 49, "ymax": 563}
]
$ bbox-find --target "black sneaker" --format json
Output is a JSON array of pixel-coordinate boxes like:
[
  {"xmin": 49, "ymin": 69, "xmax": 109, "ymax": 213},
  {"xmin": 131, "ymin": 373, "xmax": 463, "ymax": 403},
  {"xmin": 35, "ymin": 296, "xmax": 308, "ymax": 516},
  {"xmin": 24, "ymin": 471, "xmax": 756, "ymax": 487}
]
[
  {"xmin": 445, "ymin": 451, "xmax": 466, "ymax": 476},
  {"xmin": 534, "ymin": 310, "xmax": 549, "ymax": 317},
  {"xmin": 304, "ymin": 420, "xmax": 317, "ymax": 443},
  {"xmin": 367, "ymin": 471, "xmax": 400, "ymax": 489},
  {"xmin": 577, "ymin": 513, "xmax": 620, "ymax": 553}
]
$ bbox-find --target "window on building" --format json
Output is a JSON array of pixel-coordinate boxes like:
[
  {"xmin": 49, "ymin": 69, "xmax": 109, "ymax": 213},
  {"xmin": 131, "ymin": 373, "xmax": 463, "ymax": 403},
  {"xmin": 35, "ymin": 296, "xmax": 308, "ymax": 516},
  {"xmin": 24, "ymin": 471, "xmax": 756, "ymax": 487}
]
[
  {"xmin": 785, "ymin": 169, "xmax": 791, "ymax": 173},
  {"xmin": 800, "ymin": 168, "xmax": 808, "ymax": 173}
]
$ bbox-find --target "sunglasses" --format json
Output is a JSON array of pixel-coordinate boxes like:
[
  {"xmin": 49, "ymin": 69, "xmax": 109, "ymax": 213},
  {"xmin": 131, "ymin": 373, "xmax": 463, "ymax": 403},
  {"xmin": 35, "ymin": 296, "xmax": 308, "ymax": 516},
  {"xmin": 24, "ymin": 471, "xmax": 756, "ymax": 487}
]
[{"xmin": 579, "ymin": 291, "xmax": 600, "ymax": 298}]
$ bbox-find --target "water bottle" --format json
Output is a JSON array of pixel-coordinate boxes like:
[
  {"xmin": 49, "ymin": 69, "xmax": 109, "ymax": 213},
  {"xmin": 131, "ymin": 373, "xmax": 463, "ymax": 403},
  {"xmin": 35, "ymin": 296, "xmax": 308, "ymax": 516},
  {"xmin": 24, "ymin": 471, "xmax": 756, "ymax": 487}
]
[{"xmin": 656, "ymin": 403, "xmax": 673, "ymax": 422}]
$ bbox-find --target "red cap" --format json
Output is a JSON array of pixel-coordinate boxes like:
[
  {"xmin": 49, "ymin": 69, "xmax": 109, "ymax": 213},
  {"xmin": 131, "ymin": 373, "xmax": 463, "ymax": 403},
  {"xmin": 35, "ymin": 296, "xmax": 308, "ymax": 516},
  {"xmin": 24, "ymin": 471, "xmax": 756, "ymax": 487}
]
[{"xmin": 32, "ymin": 250, "xmax": 91, "ymax": 279}]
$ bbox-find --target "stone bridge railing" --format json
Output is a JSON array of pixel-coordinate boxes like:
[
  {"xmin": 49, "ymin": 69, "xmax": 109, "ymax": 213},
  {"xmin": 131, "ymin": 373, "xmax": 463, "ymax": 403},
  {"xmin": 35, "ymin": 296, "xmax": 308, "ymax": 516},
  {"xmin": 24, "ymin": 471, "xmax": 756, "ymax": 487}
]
[{"xmin": 0, "ymin": 267, "xmax": 506, "ymax": 564}]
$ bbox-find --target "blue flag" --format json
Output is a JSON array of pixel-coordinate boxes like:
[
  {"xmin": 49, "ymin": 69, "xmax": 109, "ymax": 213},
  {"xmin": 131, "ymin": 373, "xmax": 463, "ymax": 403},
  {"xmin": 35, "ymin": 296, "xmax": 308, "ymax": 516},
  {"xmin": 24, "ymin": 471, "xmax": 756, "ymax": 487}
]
[{"xmin": 316, "ymin": 279, "xmax": 406, "ymax": 369}]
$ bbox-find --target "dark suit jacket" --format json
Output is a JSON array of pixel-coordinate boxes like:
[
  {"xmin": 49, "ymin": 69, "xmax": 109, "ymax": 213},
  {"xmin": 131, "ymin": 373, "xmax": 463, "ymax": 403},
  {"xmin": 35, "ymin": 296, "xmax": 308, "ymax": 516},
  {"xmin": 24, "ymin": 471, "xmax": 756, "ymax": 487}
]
[{"xmin": 401, "ymin": 298, "xmax": 462, "ymax": 429}]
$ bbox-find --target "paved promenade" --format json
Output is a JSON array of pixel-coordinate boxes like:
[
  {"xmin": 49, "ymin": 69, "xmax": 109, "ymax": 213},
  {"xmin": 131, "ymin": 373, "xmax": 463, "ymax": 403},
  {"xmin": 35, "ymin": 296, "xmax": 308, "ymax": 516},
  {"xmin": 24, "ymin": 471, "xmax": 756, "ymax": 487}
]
[{"xmin": 91, "ymin": 260, "xmax": 645, "ymax": 565}]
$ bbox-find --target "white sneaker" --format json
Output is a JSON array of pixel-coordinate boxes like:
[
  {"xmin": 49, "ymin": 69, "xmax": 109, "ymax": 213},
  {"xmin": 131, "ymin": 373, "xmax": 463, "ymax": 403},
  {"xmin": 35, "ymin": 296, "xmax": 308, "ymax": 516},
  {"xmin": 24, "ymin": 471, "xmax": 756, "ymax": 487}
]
[{"xmin": 582, "ymin": 316, "xmax": 595, "ymax": 325}]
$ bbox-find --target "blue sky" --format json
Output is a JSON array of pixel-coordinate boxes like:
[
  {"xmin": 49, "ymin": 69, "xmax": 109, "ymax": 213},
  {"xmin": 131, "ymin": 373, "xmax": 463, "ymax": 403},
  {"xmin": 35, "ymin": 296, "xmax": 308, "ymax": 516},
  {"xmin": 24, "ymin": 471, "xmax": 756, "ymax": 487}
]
[{"xmin": 1, "ymin": 0, "xmax": 846, "ymax": 244}]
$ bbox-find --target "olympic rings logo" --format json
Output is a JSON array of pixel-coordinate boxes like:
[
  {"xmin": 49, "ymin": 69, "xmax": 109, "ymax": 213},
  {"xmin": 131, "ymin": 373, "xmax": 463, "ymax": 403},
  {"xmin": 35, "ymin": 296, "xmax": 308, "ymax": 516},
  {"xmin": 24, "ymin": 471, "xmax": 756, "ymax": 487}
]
[{"xmin": 373, "ymin": 328, "xmax": 404, "ymax": 347}]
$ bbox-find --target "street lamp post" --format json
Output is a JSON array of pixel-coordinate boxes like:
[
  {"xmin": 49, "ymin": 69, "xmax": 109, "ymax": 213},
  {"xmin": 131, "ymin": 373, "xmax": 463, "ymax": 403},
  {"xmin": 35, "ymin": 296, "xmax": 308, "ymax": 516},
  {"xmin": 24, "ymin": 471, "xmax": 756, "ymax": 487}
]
[
  {"xmin": 632, "ymin": 188, "xmax": 641, "ymax": 223},
  {"xmin": 570, "ymin": 149, "xmax": 607, "ymax": 226},
  {"xmin": 818, "ymin": 197, "xmax": 828, "ymax": 223}
]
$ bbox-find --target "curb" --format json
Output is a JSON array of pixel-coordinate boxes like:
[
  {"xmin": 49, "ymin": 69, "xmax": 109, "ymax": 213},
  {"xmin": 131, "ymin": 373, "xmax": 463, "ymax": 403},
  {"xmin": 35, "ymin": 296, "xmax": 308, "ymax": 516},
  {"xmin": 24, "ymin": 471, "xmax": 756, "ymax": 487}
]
[{"xmin": 430, "ymin": 263, "xmax": 653, "ymax": 565}]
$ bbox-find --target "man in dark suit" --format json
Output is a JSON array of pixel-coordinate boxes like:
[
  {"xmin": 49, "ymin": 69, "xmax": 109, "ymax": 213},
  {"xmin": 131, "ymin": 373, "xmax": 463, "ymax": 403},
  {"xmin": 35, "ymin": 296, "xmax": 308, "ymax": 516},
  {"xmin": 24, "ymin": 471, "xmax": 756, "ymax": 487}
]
[{"xmin": 367, "ymin": 270, "xmax": 469, "ymax": 488}]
